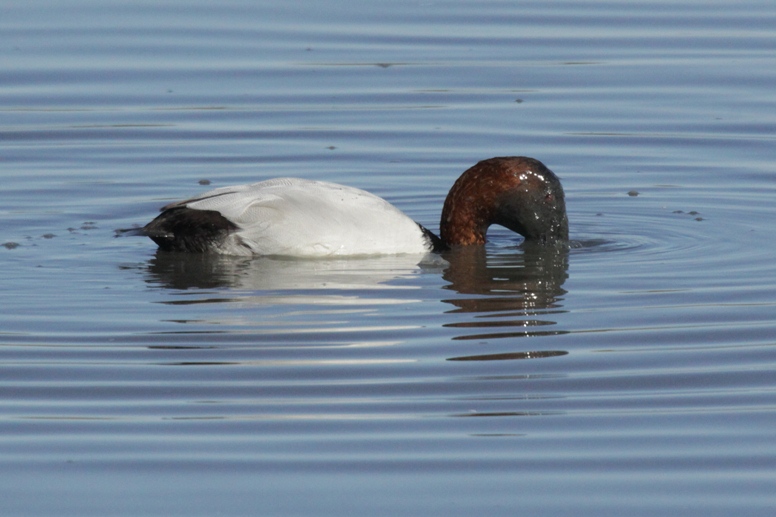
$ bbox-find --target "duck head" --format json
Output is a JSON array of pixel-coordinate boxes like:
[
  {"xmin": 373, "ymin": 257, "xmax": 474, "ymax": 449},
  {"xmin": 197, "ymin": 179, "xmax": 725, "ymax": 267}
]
[{"xmin": 439, "ymin": 156, "xmax": 568, "ymax": 246}]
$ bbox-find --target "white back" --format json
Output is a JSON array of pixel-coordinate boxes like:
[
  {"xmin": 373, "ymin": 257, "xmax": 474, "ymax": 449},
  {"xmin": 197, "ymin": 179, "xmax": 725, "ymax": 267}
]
[{"xmin": 174, "ymin": 178, "xmax": 431, "ymax": 256}]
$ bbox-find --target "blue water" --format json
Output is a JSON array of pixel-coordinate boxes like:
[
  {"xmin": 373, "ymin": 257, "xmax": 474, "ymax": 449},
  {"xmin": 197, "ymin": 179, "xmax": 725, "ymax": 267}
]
[{"xmin": 2, "ymin": 1, "xmax": 776, "ymax": 515}]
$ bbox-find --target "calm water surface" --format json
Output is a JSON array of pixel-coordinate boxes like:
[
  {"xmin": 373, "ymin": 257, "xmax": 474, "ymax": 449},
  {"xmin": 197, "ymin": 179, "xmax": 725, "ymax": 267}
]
[{"xmin": 2, "ymin": 1, "xmax": 776, "ymax": 515}]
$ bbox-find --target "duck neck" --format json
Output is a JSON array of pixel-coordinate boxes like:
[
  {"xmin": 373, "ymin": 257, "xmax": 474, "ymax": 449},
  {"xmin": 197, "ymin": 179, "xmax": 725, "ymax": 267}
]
[{"xmin": 439, "ymin": 186, "xmax": 494, "ymax": 246}]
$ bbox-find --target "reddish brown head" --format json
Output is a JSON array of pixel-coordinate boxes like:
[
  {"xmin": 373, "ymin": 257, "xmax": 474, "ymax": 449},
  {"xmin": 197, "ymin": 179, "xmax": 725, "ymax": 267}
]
[{"xmin": 439, "ymin": 156, "xmax": 568, "ymax": 246}]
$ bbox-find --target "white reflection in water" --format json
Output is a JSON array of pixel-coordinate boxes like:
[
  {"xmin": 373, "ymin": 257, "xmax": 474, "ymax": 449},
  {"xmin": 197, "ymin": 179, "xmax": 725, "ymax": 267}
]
[
  {"xmin": 140, "ymin": 240, "xmax": 571, "ymax": 352},
  {"xmin": 144, "ymin": 251, "xmax": 445, "ymax": 291}
]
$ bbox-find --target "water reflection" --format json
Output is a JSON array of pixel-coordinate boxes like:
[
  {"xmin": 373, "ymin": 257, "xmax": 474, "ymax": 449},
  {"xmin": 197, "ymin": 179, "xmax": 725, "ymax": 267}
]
[
  {"xmin": 143, "ymin": 251, "xmax": 443, "ymax": 291},
  {"xmin": 139, "ymin": 243, "xmax": 569, "ymax": 359},
  {"xmin": 441, "ymin": 243, "xmax": 568, "ymax": 312},
  {"xmin": 142, "ymin": 243, "xmax": 567, "ymax": 299},
  {"xmin": 448, "ymin": 350, "xmax": 568, "ymax": 361},
  {"xmin": 439, "ymin": 243, "xmax": 569, "ymax": 360}
]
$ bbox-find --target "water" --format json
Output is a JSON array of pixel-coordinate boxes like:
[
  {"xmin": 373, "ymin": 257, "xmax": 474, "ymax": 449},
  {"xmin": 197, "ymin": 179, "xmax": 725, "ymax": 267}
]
[{"xmin": 2, "ymin": 1, "xmax": 776, "ymax": 515}]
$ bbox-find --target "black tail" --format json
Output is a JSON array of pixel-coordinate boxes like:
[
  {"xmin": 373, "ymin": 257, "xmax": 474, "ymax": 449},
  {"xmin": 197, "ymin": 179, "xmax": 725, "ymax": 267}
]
[{"xmin": 142, "ymin": 207, "xmax": 238, "ymax": 252}]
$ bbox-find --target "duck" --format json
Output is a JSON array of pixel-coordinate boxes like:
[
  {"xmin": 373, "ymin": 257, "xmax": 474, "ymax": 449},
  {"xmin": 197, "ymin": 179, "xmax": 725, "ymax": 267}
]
[{"xmin": 142, "ymin": 156, "xmax": 568, "ymax": 256}]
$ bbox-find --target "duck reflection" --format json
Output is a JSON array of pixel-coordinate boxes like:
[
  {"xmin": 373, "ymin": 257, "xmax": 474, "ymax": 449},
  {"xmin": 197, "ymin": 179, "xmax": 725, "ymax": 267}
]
[
  {"xmin": 442, "ymin": 242, "xmax": 568, "ymax": 314},
  {"xmin": 139, "ymin": 242, "xmax": 569, "ymax": 361},
  {"xmin": 440, "ymin": 242, "xmax": 569, "ymax": 360},
  {"xmin": 142, "ymin": 251, "xmax": 445, "ymax": 291}
]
